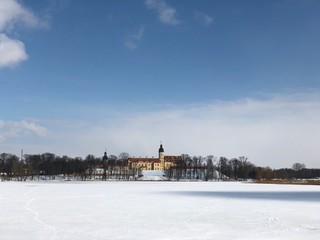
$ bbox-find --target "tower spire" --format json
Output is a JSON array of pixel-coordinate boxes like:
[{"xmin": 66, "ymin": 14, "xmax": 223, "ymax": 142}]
[{"xmin": 159, "ymin": 142, "xmax": 164, "ymax": 153}]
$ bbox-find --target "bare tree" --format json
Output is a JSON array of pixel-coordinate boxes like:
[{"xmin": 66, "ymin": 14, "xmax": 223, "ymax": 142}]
[
  {"xmin": 206, "ymin": 155, "xmax": 215, "ymax": 181},
  {"xmin": 292, "ymin": 162, "xmax": 306, "ymax": 171}
]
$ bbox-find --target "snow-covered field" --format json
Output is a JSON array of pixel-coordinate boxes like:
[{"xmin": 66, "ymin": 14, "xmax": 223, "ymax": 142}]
[{"xmin": 1, "ymin": 181, "xmax": 320, "ymax": 240}]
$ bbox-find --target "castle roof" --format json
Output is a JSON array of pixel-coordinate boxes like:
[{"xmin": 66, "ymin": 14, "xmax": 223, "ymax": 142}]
[
  {"xmin": 128, "ymin": 144, "xmax": 181, "ymax": 163},
  {"xmin": 128, "ymin": 156, "xmax": 181, "ymax": 163},
  {"xmin": 128, "ymin": 158, "xmax": 160, "ymax": 163},
  {"xmin": 164, "ymin": 156, "xmax": 181, "ymax": 162}
]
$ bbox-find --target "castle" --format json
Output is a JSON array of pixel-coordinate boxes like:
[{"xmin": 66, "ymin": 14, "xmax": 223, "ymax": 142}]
[{"xmin": 128, "ymin": 144, "xmax": 181, "ymax": 171}]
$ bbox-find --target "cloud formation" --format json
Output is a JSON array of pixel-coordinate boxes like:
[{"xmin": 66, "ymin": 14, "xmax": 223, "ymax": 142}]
[
  {"xmin": 194, "ymin": 11, "xmax": 213, "ymax": 25},
  {"xmin": 0, "ymin": 33, "xmax": 28, "ymax": 68},
  {"xmin": 89, "ymin": 94, "xmax": 317, "ymax": 167},
  {"xmin": 0, "ymin": 119, "xmax": 47, "ymax": 142},
  {"xmin": 20, "ymin": 92, "xmax": 317, "ymax": 169},
  {"xmin": 125, "ymin": 26, "xmax": 145, "ymax": 49},
  {"xmin": 145, "ymin": 0, "xmax": 181, "ymax": 25},
  {"xmin": 0, "ymin": 0, "xmax": 44, "ymax": 68},
  {"xmin": 3, "ymin": 93, "xmax": 320, "ymax": 169}
]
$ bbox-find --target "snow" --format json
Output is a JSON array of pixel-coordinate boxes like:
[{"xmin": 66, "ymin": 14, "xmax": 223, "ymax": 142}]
[
  {"xmin": 0, "ymin": 181, "xmax": 320, "ymax": 240},
  {"xmin": 139, "ymin": 170, "xmax": 166, "ymax": 180}
]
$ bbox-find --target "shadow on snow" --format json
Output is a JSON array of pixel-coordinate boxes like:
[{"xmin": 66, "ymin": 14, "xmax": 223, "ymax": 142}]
[{"xmin": 163, "ymin": 191, "xmax": 320, "ymax": 202}]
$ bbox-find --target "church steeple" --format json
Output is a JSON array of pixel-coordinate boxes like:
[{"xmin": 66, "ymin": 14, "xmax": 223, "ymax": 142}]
[
  {"xmin": 159, "ymin": 144, "xmax": 164, "ymax": 153},
  {"xmin": 159, "ymin": 143, "xmax": 165, "ymax": 169}
]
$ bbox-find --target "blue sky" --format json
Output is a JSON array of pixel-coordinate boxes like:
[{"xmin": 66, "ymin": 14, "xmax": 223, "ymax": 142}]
[{"xmin": 1, "ymin": 0, "xmax": 320, "ymax": 168}]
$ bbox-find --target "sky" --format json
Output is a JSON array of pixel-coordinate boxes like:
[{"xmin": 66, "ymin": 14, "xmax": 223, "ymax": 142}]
[{"xmin": 0, "ymin": 0, "xmax": 320, "ymax": 168}]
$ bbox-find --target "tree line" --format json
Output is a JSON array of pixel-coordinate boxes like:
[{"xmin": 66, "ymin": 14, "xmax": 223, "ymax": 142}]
[
  {"xmin": 166, "ymin": 156, "xmax": 318, "ymax": 181},
  {"xmin": 0, "ymin": 152, "xmax": 318, "ymax": 181},
  {"xmin": 0, "ymin": 152, "xmax": 136, "ymax": 181},
  {"xmin": 165, "ymin": 155, "xmax": 257, "ymax": 181}
]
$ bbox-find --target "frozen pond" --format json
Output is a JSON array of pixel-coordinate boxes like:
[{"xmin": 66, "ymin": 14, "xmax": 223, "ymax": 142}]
[{"xmin": 0, "ymin": 181, "xmax": 320, "ymax": 240}]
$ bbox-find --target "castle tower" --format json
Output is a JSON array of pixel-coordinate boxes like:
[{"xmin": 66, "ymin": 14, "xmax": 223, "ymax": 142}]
[{"xmin": 159, "ymin": 144, "xmax": 165, "ymax": 170}]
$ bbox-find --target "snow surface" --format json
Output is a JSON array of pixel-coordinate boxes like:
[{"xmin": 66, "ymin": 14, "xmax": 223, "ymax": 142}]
[
  {"xmin": 139, "ymin": 170, "xmax": 166, "ymax": 180},
  {"xmin": 1, "ymin": 181, "xmax": 320, "ymax": 240}
]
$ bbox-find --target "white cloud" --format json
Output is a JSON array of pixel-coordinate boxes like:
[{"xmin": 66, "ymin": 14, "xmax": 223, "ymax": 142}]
[
  {"xmin": 0, "ymin": 119, "xmax": 47, "ymax": 141},
  {"xmin": 0, "ymin": 0, "xmax": 45, "ymax": 68},
  {"xmin": 64, "ymin": 93, "xmax": 320, "ymax": 168},
  {"xmin": 125, "ymin": 26, "xmax": 145, "ymax": 49},
  {"xmin": 0, "ymin": 0, "xmax": 43, "ymax": 31},
  {"xmin": 145, "ymin": 0, "xmax": 181, "ymax": 25},
  {"xmin": 194, "ymin": 11, "xmax": 213, "ymax": 25},
  {"xmin": 0, "ymin": 33, "xmax": 28, "ymax": 68},
  {"xmin": 3, "ymin": 93, "xmax": 320, "ymax": 169}
]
